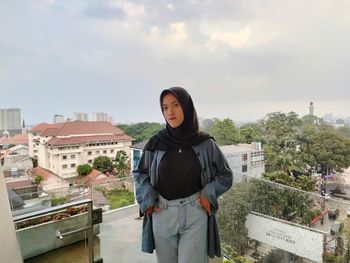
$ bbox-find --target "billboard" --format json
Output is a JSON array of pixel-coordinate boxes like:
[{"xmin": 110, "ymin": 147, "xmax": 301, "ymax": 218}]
[{"xmin": 246, "ymin": 213, "xmax": 325, "ymax": 262}]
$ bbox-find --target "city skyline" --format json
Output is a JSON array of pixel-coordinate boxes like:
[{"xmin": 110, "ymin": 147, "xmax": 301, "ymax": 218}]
[{"xmin": 2, "ymin": 1, "xmax": 350, "ymax": 124}]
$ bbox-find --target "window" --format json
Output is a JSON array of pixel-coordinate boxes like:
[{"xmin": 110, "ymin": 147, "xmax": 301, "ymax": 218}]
[
  {"xmin": 96, "ymin": 151, "xmax": 100, "ymax": 154},
  {"xmin": 242, "ymin": 165, "xmax": 248, "ymax": 173},
  {"xmin": 88, "ymin": 151, "xmax": 92, "ymax": 155},
  {"xmin": 103, "ymin": 150, "xmax": 107, "ymax": 154},
  {"xmin": 110, "ymin": 149, "xmax": 114, "ymax": 154},
  {"xmin": 71, "ymin": 163, "xmax": 76, "ymax": 168},
  {"xmin": 71, "ymin": 154, "xmax": 75, "ymax": 159},
  {"xmin": 62, "ymin": 164, "xmax": 67, "ymax": 169},
  {"xmin": 242, "ymin": 154, "xmax": 248, "ymax": 161},
  {"xmin": 88, "ymin": 160, "xmax": 92, "ymax": 164},
  {"xmin": 34, "ymin": 150, "xmax": 38, "ymax": 153},
  {"xmin": 62, "ymin": 155, "xmax": 67, "ymax": 160}
]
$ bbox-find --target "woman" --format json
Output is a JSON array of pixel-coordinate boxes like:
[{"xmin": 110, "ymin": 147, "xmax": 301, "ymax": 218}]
[{"xmin": 134, "ymin": 87, "xmax": 233, "ymax": 263}]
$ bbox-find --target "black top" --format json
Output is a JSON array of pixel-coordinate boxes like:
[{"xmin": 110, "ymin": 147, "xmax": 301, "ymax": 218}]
[{"xmin": 157, "ymin": 145, "xmax": 202, "ymax": 200}]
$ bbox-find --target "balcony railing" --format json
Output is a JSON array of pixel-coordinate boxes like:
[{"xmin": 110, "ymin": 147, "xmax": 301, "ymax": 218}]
[{"xmin": 9, "ymin": 171, "xmax": 350, "ymax": 263}]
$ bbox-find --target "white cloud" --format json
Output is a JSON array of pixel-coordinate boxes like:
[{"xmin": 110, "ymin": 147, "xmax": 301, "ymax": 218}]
[
  {"xmin": 115, "ymin": 0, "xmax": 145, "ymax": 18},
  {"xmin": 209, "ymin": 26, "xmax": 251, "ymax": 49},
  {"xmin": 170, "ymin": 22, "xmax": 186, "ymax": 42}
]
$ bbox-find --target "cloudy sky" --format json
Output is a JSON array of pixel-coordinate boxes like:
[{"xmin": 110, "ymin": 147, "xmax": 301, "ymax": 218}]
[{"xmin": 1, "ymin": 0, "xmax": 350, "ymax": 125}]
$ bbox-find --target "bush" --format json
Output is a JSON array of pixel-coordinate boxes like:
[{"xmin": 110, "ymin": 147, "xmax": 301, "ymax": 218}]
[{"xmin": 77, "ymin": 164, "xmax": 92, "ymax": 176}]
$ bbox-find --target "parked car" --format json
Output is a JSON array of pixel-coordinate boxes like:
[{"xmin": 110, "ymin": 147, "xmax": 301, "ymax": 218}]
[{"xmin": 330, "ymin": 222, "xmax": 344, "ymax": 235}]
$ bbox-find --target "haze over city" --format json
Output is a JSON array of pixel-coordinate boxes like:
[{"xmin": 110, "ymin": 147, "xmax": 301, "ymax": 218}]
[{"xmin": 2, "ymin": 1, "xmax": 350, "ymax": 125}]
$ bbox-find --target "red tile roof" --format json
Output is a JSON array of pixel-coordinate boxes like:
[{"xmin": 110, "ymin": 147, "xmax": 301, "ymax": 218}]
[
  {"xmin": 31, "ymin": 166, "xmax": 58, "ymax": 180},
  {"xmin": 56, "ymin": 121, "xmax": 125, "ymax": 136},
  {"xmin": 6, "ymin": 180, "xmax": 33, "ymax": 189},
  {"xmin": 31, "ymin": 123, "xmax": 63, "ymax": 133},
  {"xmin": 41, "ymin": 128, "xmax": 60, "ymax": 137},
  {"xmin": 47, "ymin": 134, "xmax": 131, "ymax": 146},
  {"xmin": 0, "ymin": 134, "xmax": 28, "ymax": 145},
  {"xmin": 32, "ymin": 121, "xmax": 132, "ymax": 146}
]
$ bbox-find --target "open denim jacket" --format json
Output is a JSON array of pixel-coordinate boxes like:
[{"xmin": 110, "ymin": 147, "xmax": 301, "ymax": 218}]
[{"xmin": 133, "ymin": 138, "xmax": 233, "ymax": 258}]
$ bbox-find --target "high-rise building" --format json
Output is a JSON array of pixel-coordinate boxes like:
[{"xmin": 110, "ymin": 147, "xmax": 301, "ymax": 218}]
[
  {"xmin": 73, "ymin": 112, "xmax": 88, "ymax": 121},
  {"xmin": 0, "ymin": 108, "xmax": 21, "ymax": 130},
  {"xmin": 92, "ymin": 112, "xmax": 109, "ymax": 122},
  {"xmin": 53, "ymin": 114, "xmax": 65, "ymax": 123}
]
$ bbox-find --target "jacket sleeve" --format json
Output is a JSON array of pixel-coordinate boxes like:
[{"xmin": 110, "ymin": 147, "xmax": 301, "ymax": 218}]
[
  {"xmin": 133, "ymin": 150, "xmax": 157, "ymax": 213},
  {"xmin": 202, "ymin": 139, "xmax": 233, "ymax": 211}
]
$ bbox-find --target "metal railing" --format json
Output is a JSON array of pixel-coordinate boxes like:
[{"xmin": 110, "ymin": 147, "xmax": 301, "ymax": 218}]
[{"xmin": 13, "ymin": 199, "xmax": 95, "ymax": 263}]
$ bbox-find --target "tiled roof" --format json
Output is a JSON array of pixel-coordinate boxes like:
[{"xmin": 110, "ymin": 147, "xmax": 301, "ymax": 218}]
[
  {"xmin": 47, "ymin": 134, "xmax": 132, "ymax": 146},
  {"xmin": 6, "ymin": 180, "xmax": 33, "ymax": 189},
  {"xmin": 55, "ymin": 121, "xmax": 125, "ymax": 136},
  {"xmin": 0, "ymin": 134, "xmax": 28, "ymax": 145},
  {"xmin": 31, "ymin": 166, "xmax": 58, "ymax": 180},
  {"xmin": 31, "ymin": 123, "xmax": 62, "ymax": 133},
  {"xmin": 40, "ymin": 128, "xmax": 60, "ymax": 137}
]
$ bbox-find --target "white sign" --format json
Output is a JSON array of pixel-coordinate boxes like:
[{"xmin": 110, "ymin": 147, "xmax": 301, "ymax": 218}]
[{"xmin": 246, "ymin": 213, "xmax": 324, "ymax": 263}]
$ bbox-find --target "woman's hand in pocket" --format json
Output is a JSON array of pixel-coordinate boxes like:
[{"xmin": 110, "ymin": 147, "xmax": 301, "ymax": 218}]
[
  {"xmin": 145, "ymin": 206, "xmax": 154, "ymax": 217},
  {"xmin": 199, "ymin": 192, "xmax": 211, "ymax": 215}
]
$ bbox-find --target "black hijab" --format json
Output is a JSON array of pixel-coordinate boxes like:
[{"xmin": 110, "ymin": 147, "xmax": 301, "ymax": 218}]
[{"xmin": 145, "ymin": 87, "xmax": 211, "ymax": 151}]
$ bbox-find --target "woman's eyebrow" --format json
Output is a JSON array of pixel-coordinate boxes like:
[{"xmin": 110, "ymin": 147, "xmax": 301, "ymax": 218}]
[{"xmin": 162, "ymin": 100, "xmax": 178, "ymax": 106}]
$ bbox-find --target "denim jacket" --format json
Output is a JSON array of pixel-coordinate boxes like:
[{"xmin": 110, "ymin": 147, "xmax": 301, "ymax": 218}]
[{"xmin": 133, "ymin": 138, "xmax": 233, "ymax": 258}]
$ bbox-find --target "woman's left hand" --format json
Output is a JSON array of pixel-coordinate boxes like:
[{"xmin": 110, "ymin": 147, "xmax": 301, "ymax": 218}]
[{"xmin": 199, "ymin": 192, "xmax": 211, "ymax": 215}]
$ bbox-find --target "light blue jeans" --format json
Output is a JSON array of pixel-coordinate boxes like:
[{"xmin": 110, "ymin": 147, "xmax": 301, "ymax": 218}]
[{"xmin": 152, "ymin": 192, "xmax": 208, "ymax": 263}]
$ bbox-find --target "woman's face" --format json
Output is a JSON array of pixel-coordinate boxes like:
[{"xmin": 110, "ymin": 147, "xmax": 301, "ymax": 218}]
[{"xmin": 162, "ymin": 93, "xmax": 184, "ymax": 128}]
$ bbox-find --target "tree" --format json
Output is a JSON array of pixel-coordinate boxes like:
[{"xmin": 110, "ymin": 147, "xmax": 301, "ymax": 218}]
[
  {"xmin": 77, "ymin": 164, "xmax": 92, "ymax": 176},
  {"xmin": 308, "ymin": 130, "xmax": 350, "ymax": 174},
  {"xmin": 201, "ymin": 118, "xmax": 215, "ymax": 133},
  {"xmin": 31, "ymin": 157, "xmax": 38, "ymax": 168},
  {"xmin": 118, "ymin": 122, "xmax": 164, "ymax": 143},
  {"xmin": 34, "ymin": 175, "xmax": 44, "ymax": 185},
  {"xmin": 239, "ymin": 123, "xmax": 263, "ymax": 144},
  {"xmin": 210, "ymin": 118, "xmax": 240, "ymax": 145},
  {"xmin": 259, "ymin": 112, "xmax": 303, "ymax": 173},
  {"xmin": 114, "ymin": 150, "xmax": 129, "ymax": 178},
  {"xmin": 93, "ymin": 156, "xmax": 114, "ymax": 173}
]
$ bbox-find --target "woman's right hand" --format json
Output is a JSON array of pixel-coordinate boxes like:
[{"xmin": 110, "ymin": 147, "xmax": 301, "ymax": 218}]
[{"xmin": 145, "ymin": 206, "xmax": 155, "ymax": 217}]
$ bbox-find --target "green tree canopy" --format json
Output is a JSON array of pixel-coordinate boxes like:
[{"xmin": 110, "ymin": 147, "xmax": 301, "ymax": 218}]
[
  {"xmin": 239, "ymin": 123, "xmax": 263, "ymax": 144},
  {"xmin": 210, "ymin": 118, "xmax": 240, "ymax": 145},
  {"xmin": 308, "ymin": 130, "xmax": 350, "ymax": 173},
  {"xmin": 77, "ymin": 164, "xmax": 92, "ymax": 176},
  {"xmin": 34, "ymin": 175, "xmax": 44, "ymax": 185},
  {"xmin": 114, "ymin": 150, "xmax": 129, "ymax": 177},
  {"xmin": 93, "ymin": 156, "xmax": 114, "ymax": 173},
  {"xmin": 118, "ymin": 122, "xmax": 164, "ymax": 143}
]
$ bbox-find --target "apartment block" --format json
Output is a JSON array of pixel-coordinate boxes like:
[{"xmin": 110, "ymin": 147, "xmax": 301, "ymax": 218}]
[
  {"xmin": 0, "ymin": 108, "xmax": 21, "ymax": 130},
  {"xmin": 73, "ymin": 112, "xmax": 88, "ymax": 121},
  {"xmin": 53, "ymin": 114, "xmax": 65, "ymax": 124},
  {"xmin": 29, "ymin": 121, "xmax": 133, "ymax": 178}
]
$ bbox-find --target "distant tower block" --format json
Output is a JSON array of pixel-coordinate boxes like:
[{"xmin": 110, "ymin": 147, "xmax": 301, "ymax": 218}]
[{"xmin": 309, "ymin": 102, "xmax": 314, "ymax": 116}]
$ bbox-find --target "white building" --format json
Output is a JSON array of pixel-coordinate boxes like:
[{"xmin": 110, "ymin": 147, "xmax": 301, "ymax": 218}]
[
  {"xmin": 92, "ymin": 112, "xmax": 114, "ymax": 124},
  {"xmin": 73, "ymin": 112, "xmax": 88, "ymax": 121},
  {"xmin": 220, "ymin": 142, "xmax": 265, "ymax": 182},
  {"xmin": 0, "ymin": 108, "xmax": 21, "ymax": 130},
  {"xmin": 53, "ymin": 114, "xmax": 65, "ymax": 123},
  {"xmin": 29, "ymin": 121, "xmax": 133, "ymax": 179}
]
